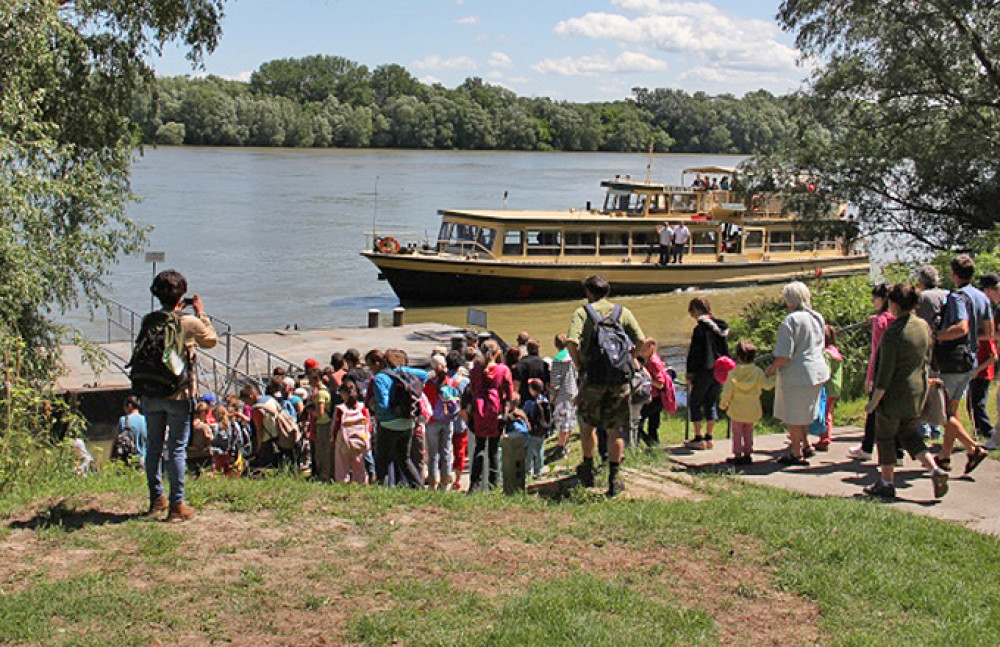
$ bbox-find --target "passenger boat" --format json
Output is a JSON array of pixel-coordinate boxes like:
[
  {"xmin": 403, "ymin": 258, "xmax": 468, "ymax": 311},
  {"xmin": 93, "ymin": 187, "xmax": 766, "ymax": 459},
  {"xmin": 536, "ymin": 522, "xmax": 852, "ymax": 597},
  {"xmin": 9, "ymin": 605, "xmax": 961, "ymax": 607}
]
[{"xmin": 361, "ymin": 165, "xmax": 870, "ymax": 304}]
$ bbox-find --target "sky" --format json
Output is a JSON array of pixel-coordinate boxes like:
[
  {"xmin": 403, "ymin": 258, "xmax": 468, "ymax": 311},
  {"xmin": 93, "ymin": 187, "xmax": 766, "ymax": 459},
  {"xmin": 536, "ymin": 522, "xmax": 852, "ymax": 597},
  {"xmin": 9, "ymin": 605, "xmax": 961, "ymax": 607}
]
[{"xmin": 153, "ymin": 0, "xmax": 808, "ymax": 102}]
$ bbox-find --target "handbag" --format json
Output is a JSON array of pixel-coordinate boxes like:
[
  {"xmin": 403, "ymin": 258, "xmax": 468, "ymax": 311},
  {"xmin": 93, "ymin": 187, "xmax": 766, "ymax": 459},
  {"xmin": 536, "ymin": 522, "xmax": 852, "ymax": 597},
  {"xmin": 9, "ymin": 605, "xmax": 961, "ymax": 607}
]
[{"xmin": 921, "ymin": 381, "xmax": 947, "ymax": 428}]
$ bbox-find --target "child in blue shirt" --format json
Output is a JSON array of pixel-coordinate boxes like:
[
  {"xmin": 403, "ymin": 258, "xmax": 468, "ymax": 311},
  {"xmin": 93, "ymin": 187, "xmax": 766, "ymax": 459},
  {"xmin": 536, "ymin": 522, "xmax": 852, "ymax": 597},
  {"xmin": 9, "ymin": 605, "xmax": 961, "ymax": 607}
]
[{"xmin": 522, "ymin": 378, "xmax": 552, "ymax": 479}]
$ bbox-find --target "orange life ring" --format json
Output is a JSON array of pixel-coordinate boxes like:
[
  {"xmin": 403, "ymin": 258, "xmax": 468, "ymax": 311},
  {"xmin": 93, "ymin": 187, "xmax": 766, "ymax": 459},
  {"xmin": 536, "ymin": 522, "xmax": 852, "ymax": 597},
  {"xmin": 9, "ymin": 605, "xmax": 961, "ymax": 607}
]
[{"xmin": 376, "ymin": 236, "xmax": 401, "ymax": 254}]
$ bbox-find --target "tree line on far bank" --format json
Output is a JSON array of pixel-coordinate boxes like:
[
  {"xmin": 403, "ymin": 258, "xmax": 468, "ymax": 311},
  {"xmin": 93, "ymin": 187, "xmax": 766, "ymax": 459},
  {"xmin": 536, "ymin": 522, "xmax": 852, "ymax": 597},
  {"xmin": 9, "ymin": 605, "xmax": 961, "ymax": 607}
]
[{"xmin": 136, "ymin": 55, "xmax": 794, "ymax": 153}]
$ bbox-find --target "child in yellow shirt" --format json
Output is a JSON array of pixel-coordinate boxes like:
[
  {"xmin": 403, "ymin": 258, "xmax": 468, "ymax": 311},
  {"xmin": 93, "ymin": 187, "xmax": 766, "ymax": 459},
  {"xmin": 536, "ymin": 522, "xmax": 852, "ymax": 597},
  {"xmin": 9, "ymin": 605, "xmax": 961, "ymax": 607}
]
[{"xmin": 719, "ymin": 341, "xmax": 775, "ymax": 465}]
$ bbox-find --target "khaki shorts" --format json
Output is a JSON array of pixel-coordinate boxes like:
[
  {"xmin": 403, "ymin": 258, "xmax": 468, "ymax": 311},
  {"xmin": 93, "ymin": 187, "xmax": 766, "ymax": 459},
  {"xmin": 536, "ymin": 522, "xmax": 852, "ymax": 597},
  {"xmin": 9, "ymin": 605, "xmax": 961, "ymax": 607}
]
[{"xmin": 578, "ymin": 381, "xmax": 631, "ymax": 431}]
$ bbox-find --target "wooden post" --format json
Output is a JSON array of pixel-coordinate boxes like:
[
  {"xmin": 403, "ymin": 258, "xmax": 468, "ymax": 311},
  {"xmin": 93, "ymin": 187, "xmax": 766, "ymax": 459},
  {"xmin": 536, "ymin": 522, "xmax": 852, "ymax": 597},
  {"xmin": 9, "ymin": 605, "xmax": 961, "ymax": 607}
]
[
  {"xmin": 367, "ymin": 309, "xmax": 380, "ymax": 329},
  {"xmin": 392, "ymin": 307, "xmax": 405, "ymax": 327}
]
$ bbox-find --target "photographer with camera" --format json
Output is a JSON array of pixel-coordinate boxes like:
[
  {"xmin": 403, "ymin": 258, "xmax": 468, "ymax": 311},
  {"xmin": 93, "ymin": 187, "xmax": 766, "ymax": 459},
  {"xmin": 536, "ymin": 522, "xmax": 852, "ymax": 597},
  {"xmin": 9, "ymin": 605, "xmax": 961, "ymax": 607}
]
[{"xmin": 130, "ymin": 270, "xmax": 217, "ymax": 521}]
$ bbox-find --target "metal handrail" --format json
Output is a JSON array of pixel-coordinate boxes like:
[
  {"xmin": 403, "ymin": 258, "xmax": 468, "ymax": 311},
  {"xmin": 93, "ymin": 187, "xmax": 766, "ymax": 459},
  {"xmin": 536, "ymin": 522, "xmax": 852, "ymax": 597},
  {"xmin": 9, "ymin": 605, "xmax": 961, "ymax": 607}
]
[{"xmin": 102, "ymin": 298, "xmax": 299, "ymax": 388}]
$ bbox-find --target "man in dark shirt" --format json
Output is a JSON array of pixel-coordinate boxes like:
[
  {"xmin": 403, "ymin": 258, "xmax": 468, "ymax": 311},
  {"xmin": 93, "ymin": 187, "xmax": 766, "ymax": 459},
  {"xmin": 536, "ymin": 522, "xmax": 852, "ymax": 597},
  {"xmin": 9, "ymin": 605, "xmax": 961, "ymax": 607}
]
[{"xmin": 512, "ymin": 339, "xmax": 549, "ymax": 405}]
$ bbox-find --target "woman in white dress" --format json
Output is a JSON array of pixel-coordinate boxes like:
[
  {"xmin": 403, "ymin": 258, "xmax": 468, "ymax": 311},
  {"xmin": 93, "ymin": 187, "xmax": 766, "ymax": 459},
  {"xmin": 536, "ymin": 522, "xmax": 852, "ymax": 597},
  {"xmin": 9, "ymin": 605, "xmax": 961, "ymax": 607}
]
[{"xmin": 766, "ymin": 282, "xmax": 830, "ymax": 465}]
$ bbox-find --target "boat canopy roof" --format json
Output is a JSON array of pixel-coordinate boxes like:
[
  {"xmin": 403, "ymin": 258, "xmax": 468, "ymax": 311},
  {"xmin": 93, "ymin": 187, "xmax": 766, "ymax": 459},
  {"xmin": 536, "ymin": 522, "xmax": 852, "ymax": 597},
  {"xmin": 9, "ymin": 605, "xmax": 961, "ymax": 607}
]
[{"xmin": 681, "ymin": 165, "xmax": 736, "ymax": 175}]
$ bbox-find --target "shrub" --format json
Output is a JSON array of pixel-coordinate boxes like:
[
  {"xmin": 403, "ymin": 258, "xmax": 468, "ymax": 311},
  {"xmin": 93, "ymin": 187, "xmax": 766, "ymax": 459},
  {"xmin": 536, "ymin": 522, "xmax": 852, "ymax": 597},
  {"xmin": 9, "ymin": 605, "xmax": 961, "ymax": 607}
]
[{"xmin": 0, "ymin": 336, "xmax": 79, "ymax": 494}]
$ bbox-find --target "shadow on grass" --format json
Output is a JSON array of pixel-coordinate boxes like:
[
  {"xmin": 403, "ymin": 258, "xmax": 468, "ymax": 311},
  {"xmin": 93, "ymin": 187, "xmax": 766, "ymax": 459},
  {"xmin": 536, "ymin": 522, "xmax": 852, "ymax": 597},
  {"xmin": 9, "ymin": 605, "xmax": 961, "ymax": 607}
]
[{"xmin": 8, "ymin": 500, "xmax": 141, "ymax": 532}]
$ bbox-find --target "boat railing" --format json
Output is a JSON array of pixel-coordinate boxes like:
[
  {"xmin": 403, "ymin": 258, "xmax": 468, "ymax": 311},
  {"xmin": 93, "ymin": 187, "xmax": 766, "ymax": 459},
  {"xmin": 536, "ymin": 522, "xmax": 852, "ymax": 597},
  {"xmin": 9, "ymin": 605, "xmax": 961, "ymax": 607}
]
[{"xmin": 433, "ymin": 239, "xmax": 498, "ymax": 260}]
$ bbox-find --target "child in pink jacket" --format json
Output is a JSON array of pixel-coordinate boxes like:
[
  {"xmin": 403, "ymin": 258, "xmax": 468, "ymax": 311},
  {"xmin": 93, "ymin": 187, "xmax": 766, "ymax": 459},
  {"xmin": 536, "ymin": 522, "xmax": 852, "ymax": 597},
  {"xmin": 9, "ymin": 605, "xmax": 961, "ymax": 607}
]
[{"xmin": 332, "ymin": 381, "xmax": 371, "ymax": 484}]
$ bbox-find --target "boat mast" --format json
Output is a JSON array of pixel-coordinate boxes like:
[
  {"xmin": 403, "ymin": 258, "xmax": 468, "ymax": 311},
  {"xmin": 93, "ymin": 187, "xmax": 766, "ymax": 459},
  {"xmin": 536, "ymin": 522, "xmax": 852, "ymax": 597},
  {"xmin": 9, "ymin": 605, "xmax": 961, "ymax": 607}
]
[{"xmin": 645, "ymin": 140, "xmax": 654, "ymax": 184}]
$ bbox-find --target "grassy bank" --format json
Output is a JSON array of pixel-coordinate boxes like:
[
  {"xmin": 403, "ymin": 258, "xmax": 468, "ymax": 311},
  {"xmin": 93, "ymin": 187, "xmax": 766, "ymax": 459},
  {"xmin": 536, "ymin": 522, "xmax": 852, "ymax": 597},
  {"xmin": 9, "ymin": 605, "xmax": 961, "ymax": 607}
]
[{"xmin": 1, "ymin": 460, "xmax": 998, "ymax": 646}]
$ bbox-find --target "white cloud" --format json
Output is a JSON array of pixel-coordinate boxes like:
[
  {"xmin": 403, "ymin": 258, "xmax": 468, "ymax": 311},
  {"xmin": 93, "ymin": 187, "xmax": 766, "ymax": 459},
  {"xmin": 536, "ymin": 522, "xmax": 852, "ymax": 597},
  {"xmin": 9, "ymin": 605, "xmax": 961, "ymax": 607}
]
[
  {"xmin": 553, "ymin": 1, "xmax": 803, "ymax": 80},
  {"xmin": 221, "ymin": 70, "xmax": 253, "ymax": 83},
  {"xmin": 488, "ymin": 52, "xmax": 513, "ymax": 69},
  {"xmin": 455, "ymin": 15, "xmax": 480, "ymax": 25},
  {"xmin": 411, "ymin": 55, "xmax": 478, "ymax": 71},
  {"xmin": 418, "ymin": 75, "xmax": 444, "ymax": 85},
  {"xmin": 533, "ymin": 51, "xmax": 668, "ymax": 76}
]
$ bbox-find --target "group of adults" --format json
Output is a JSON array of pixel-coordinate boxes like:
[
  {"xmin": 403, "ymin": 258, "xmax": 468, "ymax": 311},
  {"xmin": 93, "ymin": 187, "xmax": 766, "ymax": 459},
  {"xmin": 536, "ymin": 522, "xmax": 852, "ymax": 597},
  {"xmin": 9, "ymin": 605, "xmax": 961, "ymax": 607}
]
[
  {"xmin": 691, "ymin": 174, "xmax": 730, "ymax": 191},
  {"xmin": 655, "ymin": 221, "xmax": 691, "ymax": 265}
]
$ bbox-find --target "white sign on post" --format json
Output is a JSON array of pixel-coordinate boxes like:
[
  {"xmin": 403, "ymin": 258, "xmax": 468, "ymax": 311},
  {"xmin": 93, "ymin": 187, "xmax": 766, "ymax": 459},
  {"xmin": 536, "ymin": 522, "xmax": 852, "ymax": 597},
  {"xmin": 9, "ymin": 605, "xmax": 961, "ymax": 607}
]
[
  {"xmin": 144, "ymin": 252, "xmax": 166, "ymax": 263},
  {"xmin": 467, "ymin": 308, "xmax": 488, "ymax": 328}
]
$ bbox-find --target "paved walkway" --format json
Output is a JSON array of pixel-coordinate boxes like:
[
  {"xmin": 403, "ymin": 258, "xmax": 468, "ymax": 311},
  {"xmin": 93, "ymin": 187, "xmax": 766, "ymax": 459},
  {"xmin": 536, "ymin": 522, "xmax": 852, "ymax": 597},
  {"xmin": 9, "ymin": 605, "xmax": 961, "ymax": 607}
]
[{"xmin": 666, "ymin": 426, "xmax": 1000, "ymax": 536}]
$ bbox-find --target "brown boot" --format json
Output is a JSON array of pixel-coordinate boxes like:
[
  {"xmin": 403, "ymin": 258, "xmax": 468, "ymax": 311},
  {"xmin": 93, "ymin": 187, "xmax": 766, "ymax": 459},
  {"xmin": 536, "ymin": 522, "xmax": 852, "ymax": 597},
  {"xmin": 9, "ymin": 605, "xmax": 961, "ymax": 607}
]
[
  {"xmin": 167, "ymin": 501, "xmax": 195, "ymax": 522},
  {"xmin": 147, "ymin": 495, "xmax": 168, "ymax": 516}
]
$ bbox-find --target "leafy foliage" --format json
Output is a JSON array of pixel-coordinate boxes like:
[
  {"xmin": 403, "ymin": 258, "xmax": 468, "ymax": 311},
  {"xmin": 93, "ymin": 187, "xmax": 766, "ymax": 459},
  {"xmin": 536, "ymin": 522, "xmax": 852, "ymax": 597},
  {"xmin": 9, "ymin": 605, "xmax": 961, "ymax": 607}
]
[
  {"xmin": 136, "ymin": 55, "xmax": 796, "ymax": 153},
  {"xmin": 1, "ymin": 1, "xmax": 227, "ymax": 488},
  {"xmin": 749, "ymin": 1, "xmax": 1000, "ymax": 252}
]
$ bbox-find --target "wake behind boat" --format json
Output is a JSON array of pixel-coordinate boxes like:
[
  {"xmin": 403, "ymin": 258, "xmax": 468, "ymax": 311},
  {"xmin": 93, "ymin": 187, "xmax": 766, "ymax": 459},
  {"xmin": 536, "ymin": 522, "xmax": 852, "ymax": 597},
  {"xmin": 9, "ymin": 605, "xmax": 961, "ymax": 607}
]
[{"xmin": 361, "ymin": 165, "xmax": 870, "ymax": 304}]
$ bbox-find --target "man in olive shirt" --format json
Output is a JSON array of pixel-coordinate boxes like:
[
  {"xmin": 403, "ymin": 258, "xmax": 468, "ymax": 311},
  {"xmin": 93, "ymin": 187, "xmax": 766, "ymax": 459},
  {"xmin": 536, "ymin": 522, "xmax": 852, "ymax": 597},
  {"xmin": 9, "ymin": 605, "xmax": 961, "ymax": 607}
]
[{"xmin": 566, "ymin": 274, "xmax": 648, "ymax": 496}]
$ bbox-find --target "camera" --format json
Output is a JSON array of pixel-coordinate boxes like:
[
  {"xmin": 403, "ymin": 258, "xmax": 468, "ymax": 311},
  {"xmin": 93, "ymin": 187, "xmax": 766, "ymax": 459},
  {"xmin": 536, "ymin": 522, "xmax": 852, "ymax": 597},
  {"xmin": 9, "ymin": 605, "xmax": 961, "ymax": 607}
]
[{"xmin": 182, "ymin": 297, "xmax": 195, "ymax": 307}]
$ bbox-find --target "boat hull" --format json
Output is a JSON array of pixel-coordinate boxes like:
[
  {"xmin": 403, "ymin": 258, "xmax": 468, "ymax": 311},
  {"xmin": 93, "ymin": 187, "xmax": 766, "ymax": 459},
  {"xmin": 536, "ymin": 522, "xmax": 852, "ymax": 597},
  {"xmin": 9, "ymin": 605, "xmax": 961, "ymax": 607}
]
[{"xmin": 362, "ymin": 252, "xmax": 871, "ymax": 305}]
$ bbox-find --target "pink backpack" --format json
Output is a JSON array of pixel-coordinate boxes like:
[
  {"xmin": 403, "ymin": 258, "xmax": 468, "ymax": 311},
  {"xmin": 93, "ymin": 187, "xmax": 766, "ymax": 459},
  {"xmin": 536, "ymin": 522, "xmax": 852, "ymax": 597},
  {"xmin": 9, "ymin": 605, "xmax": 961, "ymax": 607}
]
[
  {"xmin": 660, "ymin": 372, "xmax": 678, "ymax": 414},
  {"xmin": 713, "ymin": 356, "xmax": 737, "ymax": 385},
  {"xmin": 337, "ymin": 404, "xmax": 370, "ymax": 455}
]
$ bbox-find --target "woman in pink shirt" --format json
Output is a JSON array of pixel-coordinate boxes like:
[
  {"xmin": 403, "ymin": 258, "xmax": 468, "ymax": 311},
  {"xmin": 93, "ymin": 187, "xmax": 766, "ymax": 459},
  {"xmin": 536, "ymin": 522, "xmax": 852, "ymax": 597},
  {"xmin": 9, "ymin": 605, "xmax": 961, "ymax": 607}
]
[
  {"xmin": 467, "ymin": 339, "xmax": 514, "ymax": 491},
  {"xmin": 849, "ymin": 284, "xmax": 898, "ymax": 460}
]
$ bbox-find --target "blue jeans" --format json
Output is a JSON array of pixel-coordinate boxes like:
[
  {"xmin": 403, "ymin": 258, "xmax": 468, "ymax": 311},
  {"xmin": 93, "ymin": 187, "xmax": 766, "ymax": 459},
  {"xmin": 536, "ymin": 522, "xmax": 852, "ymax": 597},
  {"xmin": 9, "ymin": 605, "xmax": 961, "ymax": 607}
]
[
  {"xmin": 142, "ymin": 397, "xmax": 192, "ymax": 505},
  {"xmin": 526, "ymin": 435, "xmax": 545, "ymax": 478},
  {"xmin": 425, "ymin": 421, "xmax": 453, "ymax": 482}
]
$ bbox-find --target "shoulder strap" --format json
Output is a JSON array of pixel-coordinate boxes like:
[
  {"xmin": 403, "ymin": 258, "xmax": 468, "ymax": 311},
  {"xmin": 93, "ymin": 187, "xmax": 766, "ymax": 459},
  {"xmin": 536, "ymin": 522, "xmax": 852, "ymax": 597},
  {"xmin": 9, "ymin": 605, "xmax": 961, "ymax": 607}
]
[
  {"xmin": 610, "ymin": 304, "xmax": 622, "ymax": 324},
  {"xmin": 584, "ymin": 303, "xmax": 602, "ymax": 325}
]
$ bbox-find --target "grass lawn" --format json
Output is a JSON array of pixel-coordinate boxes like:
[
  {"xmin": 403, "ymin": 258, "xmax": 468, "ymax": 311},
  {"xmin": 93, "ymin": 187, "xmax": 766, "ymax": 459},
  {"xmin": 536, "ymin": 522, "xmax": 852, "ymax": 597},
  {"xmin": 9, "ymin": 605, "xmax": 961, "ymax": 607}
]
[{"xmin": 1, "ymin": 454, "xmax": 999, "ymax": 646}]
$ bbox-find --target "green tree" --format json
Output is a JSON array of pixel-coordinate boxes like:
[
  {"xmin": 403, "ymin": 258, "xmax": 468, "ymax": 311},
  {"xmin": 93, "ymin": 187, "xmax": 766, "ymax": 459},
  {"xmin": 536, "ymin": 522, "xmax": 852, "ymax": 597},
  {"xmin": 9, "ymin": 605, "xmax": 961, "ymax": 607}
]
[
  {"xmin": 155, "ymin": 121, "xmax": 186, "ymax": 145},
  {"xmin": 0, "ymin": 0, "xmax": 226, "ymax": 381},
  {"xmin": 760, "ymin": 0, "xmax": 1000, "ymax": 251},
  {"xmin": 250, "ymin": 55, "xmax": 372, "ymax": 105},
  {"xmin": 371, "ymin": 63, "xmax": 423, "ymax": 105}
]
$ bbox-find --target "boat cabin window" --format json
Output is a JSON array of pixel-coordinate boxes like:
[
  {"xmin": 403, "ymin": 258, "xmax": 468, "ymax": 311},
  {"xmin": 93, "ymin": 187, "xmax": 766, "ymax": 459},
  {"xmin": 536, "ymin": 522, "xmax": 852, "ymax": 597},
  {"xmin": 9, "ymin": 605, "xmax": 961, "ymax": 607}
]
[
  {"xmin": 631, "ymin": 231, "xmax": 656, "ymax": 256},
  {"xmin": 604, "ymin": 190, "xmax": 643, "ymax": 215},
  {"xmin": 818, "ymin": 233, "xmax": 840, "ymax": 251},
  {"xmin": 744, "ymin": 230, "xmax": 765, "ymax": 250},
  {"xmin": 793, "ymin": 234, "xmax": 815, "ymax": 252},
  {"xmin": 769, "ymin": 230, "xmax": 792, "ymax": 252},
  {"xmin": 438, "ymin": 222, "xmax": 483, "ymax": 254},
  {"xmin": 691, "ymin": 230, "xmax": 718, "ymax": 255},
  {"xmin": 599, "ymin": 231, "xmax": 629, "ymax": 256},
  {"xmin": 648, "ymin": 194, "xmax": 668, "ymax": 214},
  {"xmin": 526, "ymin": 230, "xmax": 562, "ymax": 256},
  {"xmin": 503, "ymin": 230, "xmax": 524, "ymax": 256},
  {"xmin": 564, "ymin": 232, "xmax": 597, "ymax": 256},
  {"xmin": 670, "ymin": 194, "xmax": 697, "ymax": 213},
  {"xmin": 477, "ymin": 227, "xmax": 497, "ymax": 253}
]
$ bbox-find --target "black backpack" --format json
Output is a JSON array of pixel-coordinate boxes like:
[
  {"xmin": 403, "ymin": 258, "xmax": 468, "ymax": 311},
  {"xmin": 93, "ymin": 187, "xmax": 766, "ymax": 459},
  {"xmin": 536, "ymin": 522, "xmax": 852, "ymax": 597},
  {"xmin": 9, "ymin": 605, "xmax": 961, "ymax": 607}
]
[
  {"xmin": 933, "ymin": 290, "xmax": 977, "ymax": 374},
  {"xmin": 584, "ymin": 303, "xmax": 635, "ymax": 384},
  {"xmin": 528, "ymin": 397, "xmax": 554, "ymax": 437},
  {"xmin": 111, "ymin": 416, "xmax": 138, "ymax": 460},
  {"xmin": 127, "ymin": 311, "xmax": 188, "ymax": 398},
  {"xmin": 387, "ymin": 370, "xmax": 425, "ymax": 419}
]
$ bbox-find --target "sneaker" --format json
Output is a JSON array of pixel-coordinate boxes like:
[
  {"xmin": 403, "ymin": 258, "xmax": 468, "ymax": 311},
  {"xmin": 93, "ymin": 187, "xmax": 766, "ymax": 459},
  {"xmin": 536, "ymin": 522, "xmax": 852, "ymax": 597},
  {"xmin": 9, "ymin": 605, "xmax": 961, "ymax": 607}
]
[
  {"xmin": 985, "ymin": 436, "xmax": 1000, "ymax": 451},
  {"xmin": 803, "ymin": 447, "xmax": 816, "ymax": 459},
  {"xmin": 863, "ymin": 481, "xmax": 896, "ymax": 500},
  {"xmin": 738, "ymin": 455, "xmax": 753, "ymax": 465},
  {"xmin": 931, "ymin": 470, "xmax": 949, "ymax": 499},
  {"xmin": 846, "ymin": 446, "xmax": 872, "ymax": 460},
  {"xmin": 725, "ymin": 456, "xmax": 740, "ymax": 465},
  {"xmin": 575, "ymin": 461, "xmax": 595, "ymax": 488},
  {"xmin": 166, "ymin": 501, "xmax": 195, "ymax": 522},
  {"xmin": 606, "ymin": 477, "xmax": 625, "ymax": 498},
  {"xmin": 777, "ymin": 454, "xmax": 809, "ymax": 466},
  {"xmin": 814, "ymin": 441, "xmax": 830, "ymax": 452},
  {"xmin": 147, "ymin": 495, "xmax": 168, "ymax": 516},
  {"xmin": 964, "ymin": 447, "xmax": 989, "ymax": 475}
]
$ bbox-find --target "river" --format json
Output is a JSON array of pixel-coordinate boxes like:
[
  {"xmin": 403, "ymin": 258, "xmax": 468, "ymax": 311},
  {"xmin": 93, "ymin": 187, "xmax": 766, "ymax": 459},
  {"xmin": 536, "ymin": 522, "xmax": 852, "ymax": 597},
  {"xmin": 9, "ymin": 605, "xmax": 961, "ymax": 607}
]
[{"xmin": 68, "ymin": 147, "xmax": 775, "ymax": 353}]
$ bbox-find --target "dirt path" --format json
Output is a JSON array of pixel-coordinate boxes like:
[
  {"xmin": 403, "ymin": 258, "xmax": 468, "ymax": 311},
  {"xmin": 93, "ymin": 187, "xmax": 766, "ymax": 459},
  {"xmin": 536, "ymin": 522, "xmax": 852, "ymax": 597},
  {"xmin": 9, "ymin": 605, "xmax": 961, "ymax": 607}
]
[{"xmin": 666, "ymin": 426, "xmax": 1000, "ymax": 536}]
